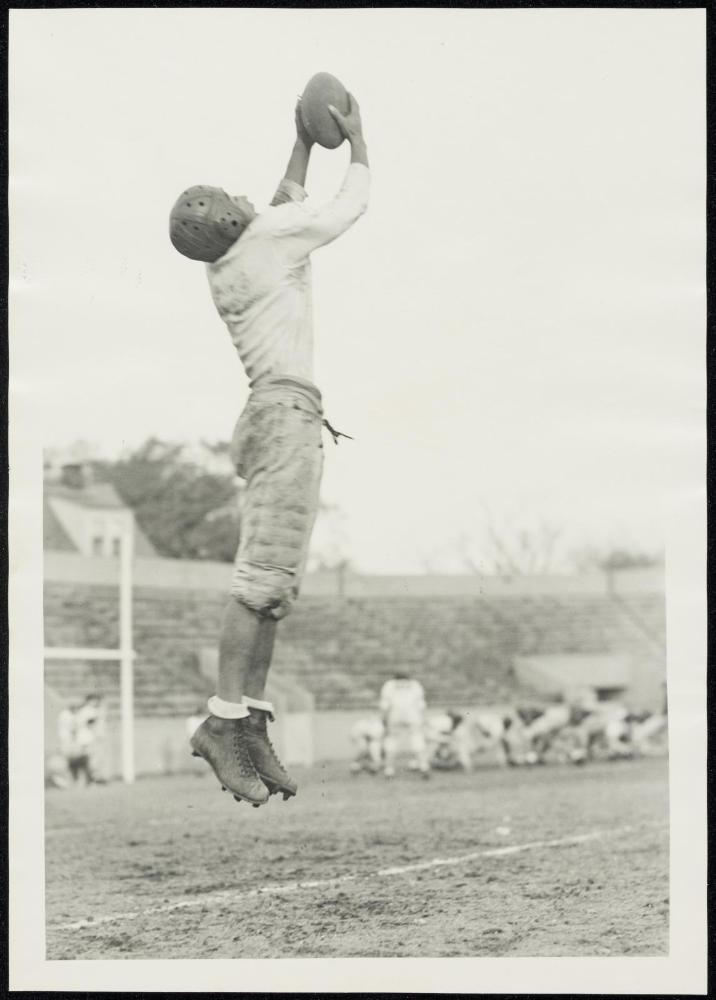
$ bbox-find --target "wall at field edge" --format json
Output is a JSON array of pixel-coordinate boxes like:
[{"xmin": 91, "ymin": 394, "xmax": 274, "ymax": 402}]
[{"xmin": 46, "ymin": 706, "xmax": 518, "ymax": 781}]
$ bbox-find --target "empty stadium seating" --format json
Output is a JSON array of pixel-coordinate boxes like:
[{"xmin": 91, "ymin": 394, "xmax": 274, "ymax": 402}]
[{"xmin": 44, "ymin": 580, "xmax": 665, "ymax": 716}]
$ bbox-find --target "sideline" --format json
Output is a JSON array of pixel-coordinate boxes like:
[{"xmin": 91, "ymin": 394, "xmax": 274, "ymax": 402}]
[{"xmin": 50, "ymin": 822, "xmax": 666, "ymax": 933}]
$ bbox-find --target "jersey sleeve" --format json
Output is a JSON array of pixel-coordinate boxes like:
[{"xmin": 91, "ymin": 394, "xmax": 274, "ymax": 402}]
[
  {"xmin": 276, "ymin": 163, "xmax": 370, "ymax": 261},
  {"xmin": 270, "ymin": 177, "xmax": 308, "ymax": 208}
]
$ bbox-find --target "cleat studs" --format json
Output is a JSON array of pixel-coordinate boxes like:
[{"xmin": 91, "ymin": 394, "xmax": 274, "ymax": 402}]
[
  {"xmin": 221, "ymin": 786, "xmax": 226, "ymax": 791},
  {"xmin": 191, "ymin": 751, "xmax": 201, "ymax": 758},
  {"xmin": 252, "ymin": 803, "xmax": 260, "ymax": 808}
]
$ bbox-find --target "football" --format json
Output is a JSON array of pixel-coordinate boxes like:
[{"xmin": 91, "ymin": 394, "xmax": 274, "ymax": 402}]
[{"xmin": 300, "ymin": 72, "xmax": 351, "ymax": 149}]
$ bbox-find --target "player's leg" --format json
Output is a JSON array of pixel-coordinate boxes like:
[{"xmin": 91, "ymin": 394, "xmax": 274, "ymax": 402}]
[
  {"xmin": 633, "ymin": 713, "xmax": 667, "ymax": 755},
  {"xmin": 453, "ymin": 726, "xmax": 473, "ymax": 772},
  {"xmin": 234, "ymin": 394, "xmax": 323, "ymax": 797},
  {"xmin": 216, "ymin": 601, "xmax": 276, "ymax": 703},
  {"xmin": 67, "ymin": 755, "xmax": 80, "ymax": 784},
  {"xmin": 79, "ymin": 754, "xmax": 92, "ymax": 785},
  {"xmin": 367, "ymin": 736, "xmax": 382, "ymax": 772},
  {"xmin": 349, "ymin": 739, "xmax": 366, "ymax": 773},
  {"xmin": 191, "ymin": 600, "xmax": 272, "ymax": 805},
  {"xmin": 192, "ymin": 605, "xmax": 290, "ymax": 804},
  {"xmin": 383, "ymin": 727, "xmax": 397, "ymax": 777},
  {"xmin": 192, "ymin": 384, "xmax": 323, "ymax": 804},
  {"xmin": 409, "ymin": 725, "xmax": 431, "ymax": 777},
  {"xmin": 212, "ymin": 601, "xmax": 298, "ymax": 798}
]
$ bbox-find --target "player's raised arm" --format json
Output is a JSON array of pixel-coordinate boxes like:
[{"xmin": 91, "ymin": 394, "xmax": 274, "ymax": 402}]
[
  {"xmin": 280, "ymin": 94, "xmax": 370, "ymax": 257},
  {"xmin": 270, "ymin": 99, "xmax": 314, "ymax": 207},
  {"xmin": 329, "ymin": 93, "xmax": 369, "ymax": 168}
]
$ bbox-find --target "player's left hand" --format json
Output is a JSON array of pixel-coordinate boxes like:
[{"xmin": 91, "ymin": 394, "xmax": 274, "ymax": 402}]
[{"xmin": 295, "ymin": 98, "xmax": 314, "ymax": 148}]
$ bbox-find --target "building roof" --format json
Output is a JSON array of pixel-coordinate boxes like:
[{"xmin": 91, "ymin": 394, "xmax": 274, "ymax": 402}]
[
  {"xmin": 43, "ymin": 497, "xmax": 77, "ymax": 552},
  {"xmin": 45, "ymin": 480, "xmax": 128, "ymax": 510},
  {"xmin": 44, "ymin": 479, "xmax": 157, "ymax": 556}
]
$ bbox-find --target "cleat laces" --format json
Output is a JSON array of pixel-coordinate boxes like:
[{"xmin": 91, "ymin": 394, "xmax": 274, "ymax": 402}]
[
  {"xmin": 255, "ymin": 716, "xmax": 289, "ymax": 779},
  {"xmin": 233, "ymin": 724, "xmax": 258, "ymax": 777}
]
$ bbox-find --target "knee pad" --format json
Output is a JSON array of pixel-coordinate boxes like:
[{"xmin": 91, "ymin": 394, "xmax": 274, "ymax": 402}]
[{"xmin": 230, "ymin": 560, "xmax": 298, "ymax": 620}]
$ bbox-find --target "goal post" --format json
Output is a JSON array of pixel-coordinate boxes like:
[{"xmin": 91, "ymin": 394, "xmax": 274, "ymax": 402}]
[
  {"xmin": 119, "ymin": 518, "xmax": 134, "ymax": 783},
  {"xmin": 44, "ymin": 519, "xmax": 136, "ymax": 784}
]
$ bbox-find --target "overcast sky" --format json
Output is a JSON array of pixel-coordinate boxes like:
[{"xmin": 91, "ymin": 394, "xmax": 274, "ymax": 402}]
[{"xmin": 10, "ymin": 9, "xmax": 705, "ymax": 572}]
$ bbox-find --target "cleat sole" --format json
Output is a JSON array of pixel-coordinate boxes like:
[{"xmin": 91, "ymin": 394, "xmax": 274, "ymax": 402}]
[
  {"xmin": 232, "ymin": 792, "xmax": 266, "ymax": 807},
  {"xmin": 259, "ymin": 774, "xmax": 297, "ymax": 800},
  {"xmin": 190, "ymin": 738, "xmax": 267, "ymax": 805}
]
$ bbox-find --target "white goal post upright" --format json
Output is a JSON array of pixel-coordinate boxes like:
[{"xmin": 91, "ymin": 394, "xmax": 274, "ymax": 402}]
[
  {"xmin": 119, "ymin": 520, "xmax": 135, "ymax": 784},
  {"xmin": 44, "ymin": 519, "xmax": 136, "ymax": 784}
]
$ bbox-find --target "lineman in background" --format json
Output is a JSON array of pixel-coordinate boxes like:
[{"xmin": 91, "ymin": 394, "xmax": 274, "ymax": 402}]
[
  {"xmin": 501, "ymin": 709, "xmax": 535, "ymax": 765},
  {"xmin": 569, "ymin": 700, "xmax": 632, "ymax": 762},
  {"xmin": 380, "ymin": 672, "xmax": 430, "ymax": 779},
  {"xmin": 57, "ymin": 702, "xmax": 94, "ymax": 785},
  {"xmin": 629, "ymin": 683, "xmax": 668, "ymax": 756},
  {"xmin": 470, "ymin": 709, "xmax": 510, "ymax": 766},
  {"xmin": 519, "ymin": 702, "xmax": 571, "ymax": 763},
  {"xmin": 426, "ymin": 710, "xmax": 454, "ymax": 767},
  {"xmin": 427, "ymin": 710, "xmax": 473, "ymax": 771},
  {"xmin": 349, "ymin": 715, "xmax": 384, "ymax": 774},
  {"xmin": 77, "ymin": 694, "xmax": 109, "ymax": 783}
]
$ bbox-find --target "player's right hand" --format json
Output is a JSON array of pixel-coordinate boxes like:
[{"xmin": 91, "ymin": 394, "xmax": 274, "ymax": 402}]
[{"xmin": 328, "ymin": 94, "xmax": 364, "ymax": 144}]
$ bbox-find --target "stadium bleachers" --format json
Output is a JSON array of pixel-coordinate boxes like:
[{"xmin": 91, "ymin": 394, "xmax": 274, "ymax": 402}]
[{"xmin": 44, "ymin": 580, "xmax": 665, "ymax": 715}]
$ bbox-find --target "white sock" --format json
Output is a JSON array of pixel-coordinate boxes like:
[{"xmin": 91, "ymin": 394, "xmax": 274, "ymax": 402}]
[
  {"xmin": 241, "ymin": 696, "xmax": 275, "ymax": 719},
  {"xmin": 208, "ymin": 695, "xmax": 250, "ymax": 720}
]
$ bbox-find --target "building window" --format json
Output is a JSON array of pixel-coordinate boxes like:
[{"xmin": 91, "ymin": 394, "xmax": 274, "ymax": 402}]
[
  {"xmin": 92, "ymin": 536, "xmax": 104, "ymax": 556},
  {"xmin": 111, "ymin": 537, "xmax": 121, "ymax": 557}
]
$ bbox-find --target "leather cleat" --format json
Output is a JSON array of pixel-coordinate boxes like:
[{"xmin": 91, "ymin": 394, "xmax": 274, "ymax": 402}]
[
  {"xmin": 190, "ymin": 715, "xmax": 269, "ymax": 806},
  {"xmin": 243, "ymin": 708, "xmax": 298, "ymax": 799}
]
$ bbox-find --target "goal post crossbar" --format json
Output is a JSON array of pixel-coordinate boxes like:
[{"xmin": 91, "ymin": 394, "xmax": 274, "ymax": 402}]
[{"xmin": 44, "ymin": 648, "xmax": 136, "ymax": 661}]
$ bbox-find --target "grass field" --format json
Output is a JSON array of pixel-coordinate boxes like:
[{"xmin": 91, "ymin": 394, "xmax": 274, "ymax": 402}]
[{"xmin": 45, "ymin": 756, "xmax": 669, "ymax": 959}]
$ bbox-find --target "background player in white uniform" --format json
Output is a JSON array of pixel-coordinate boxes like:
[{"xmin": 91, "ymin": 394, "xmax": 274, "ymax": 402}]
[
  {"xmin": 470, "ymin": 710, "xmax": 511, "ymax": 767},
  {"xmin": 349, "ymin": 716, "xmax": 384, "ymax": 774},
  {"xmin": 520, "ymin": 703, "xmax": 571, "ymax": 763},
  {"xmin": 629, "ymin": 683, "xmax": 668, "ymax": 756},
  {"xmin": 567, "ymin": 701, "xmax": 632, "ymax": 762},
  {"xmin": 427, "ymin": 710, "xmax": 475, "ymax": 771},
  {"xmin": 77, "ymin": 694, "xmax": 109, "ymax": 783},
  {"xmin": 380, "ymin": 672, "xmax": 430, "ymax": 778},
  {"xmin": 169, "ymin": 97, "xmax": 369, "ymax": 807},
  {"xmin": 57, "ymin": 702, "xmax": 94, "ymax": 785}
]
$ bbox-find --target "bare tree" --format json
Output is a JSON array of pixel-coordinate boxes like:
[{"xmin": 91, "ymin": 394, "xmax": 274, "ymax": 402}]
[
  {"xmin": 458, "ymin": 508, "xmax": 564, "ymax": 577},
  {"xmin": 569, "ymin": 544, "xmax": 664, "ymax": 575}
]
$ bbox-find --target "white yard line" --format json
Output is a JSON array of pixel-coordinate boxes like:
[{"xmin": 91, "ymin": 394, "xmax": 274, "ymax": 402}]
[{"xmin": 50, "ymin": 822, "xmax": 666, "ymax": 933}]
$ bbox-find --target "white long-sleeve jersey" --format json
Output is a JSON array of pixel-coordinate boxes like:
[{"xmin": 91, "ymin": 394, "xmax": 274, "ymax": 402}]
[{"xmin": 380, "ymin": 678, "xmax": 426, "ymax": 727}]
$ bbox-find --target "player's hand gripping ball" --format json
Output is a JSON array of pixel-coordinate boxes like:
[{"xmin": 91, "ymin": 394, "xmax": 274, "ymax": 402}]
[{"xmin": 299, "ymin": 72, "xmax": 351, "ymax": 149}]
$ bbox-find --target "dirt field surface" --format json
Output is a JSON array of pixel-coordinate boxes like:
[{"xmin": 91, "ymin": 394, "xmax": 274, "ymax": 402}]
[{"xmin": 45, "ymin": 757, "xmax": 668, "ymax": 959}]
